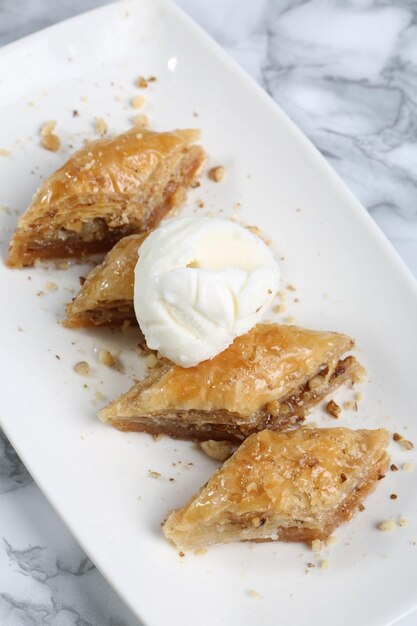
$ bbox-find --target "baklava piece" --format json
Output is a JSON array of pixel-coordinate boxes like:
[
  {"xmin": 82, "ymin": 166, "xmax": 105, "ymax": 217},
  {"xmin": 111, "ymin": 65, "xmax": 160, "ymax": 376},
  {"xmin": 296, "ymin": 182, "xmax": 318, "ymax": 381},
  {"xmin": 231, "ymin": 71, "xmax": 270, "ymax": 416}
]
[
  {"xmin": 99, "ymin": 323, "xmax": 365, "ymax": 442},
  {"xmin": 7, "ymin": 129, "xmax": 205, "ymax": 267},
  {"xmin": 64, "ymin": 233, "xmax": 146, "ymax": 327},
  {"xmin": 163, "ymin": 427, "xmax": 390, "ymax": 550}
]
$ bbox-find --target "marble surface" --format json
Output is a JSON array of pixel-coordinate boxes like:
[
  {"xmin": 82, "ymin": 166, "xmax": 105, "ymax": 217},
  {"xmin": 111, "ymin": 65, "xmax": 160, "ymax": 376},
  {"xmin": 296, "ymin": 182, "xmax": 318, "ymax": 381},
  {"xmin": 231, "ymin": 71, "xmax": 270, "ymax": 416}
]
[{"xmin": 1, "ymin": 0, "xmax": 416, "ymax": 625}]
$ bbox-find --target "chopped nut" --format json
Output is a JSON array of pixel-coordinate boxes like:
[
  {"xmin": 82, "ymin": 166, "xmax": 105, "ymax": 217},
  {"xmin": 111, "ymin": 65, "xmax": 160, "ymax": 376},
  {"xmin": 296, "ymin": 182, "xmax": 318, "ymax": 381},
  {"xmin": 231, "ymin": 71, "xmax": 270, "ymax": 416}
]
[
  {"xmin": 306, "ymin": 562, "xmax": 315, "ymax": 568},
  {"xmin": 208, "ymin": 166, "xmax": 226, "ymax": 182},
  {"xmin": 133, "ymin": 114, "xmax": 149, "ymax": 128},
  {"xmin": 311, "ymin": 539, "xmax": 322, "ymax": 553},
  {"xmin": 178, "ymin": 550, "xmax": 185, "ymax": 557},
  {"xmin": 40, "ymin": 120, "xmax": 56, "ymax": 136},
  {"xmin": 74, "ymin": 361, "xmax": 90, "ymax": 376},
  {"xmin": 358, "ymin": 503, "xmax": 366, "ymax": 512},
  {"xmin": 287, "ymin": 284, "xmax": 296, "ymax": 291},
  {"xmin": 132, "ymin": 95, "xmax": 145, "ymax": 109},
  {"xmin": 41, "ymin": 133, "xmax": 61, "ymax": 152},
  {"xmin": 199, "ymin": 440, "xmax": 234, "ymax": 461},
  {"xmin": 400, "ymin": 439, "xmax": 414, "ymax": 451},
  {"xmin": 45, "ymin": 281, "xmax": 57, "ymax": 292},
  {"xmin": 390, "ymin": 493, "xmax": 398, "ymax": 500},
  {"xmin": 340, "ymin": 473, "xmax": 347, "ymax": 483},
  {"xmin": 326, "ymin": 536, "xmax": 337, "ymax": 547},
  {"xmin": 403, "ymin": 462, "xmax": 413, "ymax": 472},
  {"xmin": 326, "ymin": 399, "xmax": 341, "ymax": 418},
  {"xmin": 320, "ymin": 559, "xmax": 330, "ymax": 570},
  {"xmin": 377, "ymin": 520, "xmax": 396, "ymax": 531},
  {"xmin": 56, "ymin": 260, "xmax": 70, "ymax": 270},
  {"xmin": 146, "ymin": 354, "xmax": 159, "ymax": 369},
  {"xmin": 399, "ymin": 517, "xmax": 408, "ymax": 527},
  {"xmin": 147, "ymin": 75, "xmax": 157, "ymax": 82},
  {"xmin": 148, "ymin": 470, "xmax": 161, "ymax": 478},
  {"xmin": 0, "ymin": 148, "xmax": 10, "ymax": 157},
  {"xmin": 393, "ymin": 432, "xmax": 403, "ymax": 441},
  {"xmin": 247, "ymin": 590, "xmax": 262, "ymax": 599},
  {"xmin": 94, "ymin": 117, "xmax": 108, "ymax": 135},
  {"xmin": 273, "ymin": 303, "xmax": 286, "ymax": 314},
  {"xmin": 136, "ymin": 76, "xmax": 148, "ymax": 88},
  {"xmin": 390, "ymin": 464, "xmax": 399, "ymax": 472},
  {"xmin": 72, "ymin": 109, "xmax": 79, "ymax": 117},
  {"xmin": 98, "ymin": 349, "xmax": 116, "ymax": 367}
]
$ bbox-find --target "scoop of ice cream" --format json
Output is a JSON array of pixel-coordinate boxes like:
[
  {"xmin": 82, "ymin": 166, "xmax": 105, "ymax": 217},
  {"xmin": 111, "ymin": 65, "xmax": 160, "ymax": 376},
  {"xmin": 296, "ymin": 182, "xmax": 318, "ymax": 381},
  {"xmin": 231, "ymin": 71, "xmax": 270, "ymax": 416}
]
[{"xmin": 134, "ymin": 216, "xmax": 280, "ymax": 366}]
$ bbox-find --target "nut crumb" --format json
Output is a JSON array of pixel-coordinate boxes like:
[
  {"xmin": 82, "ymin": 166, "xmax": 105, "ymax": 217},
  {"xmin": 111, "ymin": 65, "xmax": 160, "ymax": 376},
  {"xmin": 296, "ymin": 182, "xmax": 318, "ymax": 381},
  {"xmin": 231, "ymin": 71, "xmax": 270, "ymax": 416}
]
[
  {"xmin": 273, "ymin": 303, "xmax": 286, "ymax": 314},
  {"xmin": 74, "ymin": 361, "xmax": 90, "ymax": 376},
  {"xmin": 148, "ymin": 470, "xmax": 161, "ymax": 478},
  {"xmin": 287, "ymin": 284, "xmax": 296, "ymax": 291},
  {"xmin": 358, "ymin": 503, "xmax": 366, "ymax": 512},
  {"xmin": 390, "ymin": 493, "xmax": 398, "ymax": 500},
  {"xmin": 98, "ymin": 349, "xmax": 116, "ymax": 367},
  {"xmin": 390, "ymin": 464, "xmax": 398, "ymax": 472},
  {"xmin": 378, "ymin": 520, "xmax": 396, "ymax": 531},
  {"xmin": 0, "ymin": 148, "xmax": 10, "ymax": 157},
  {"xmin": 208, "ymin": 166, "xmax": 226, "ymax": 182},
  {"xmin": 400, "ymin": 439, "xmax": 414, "ymax": 451},
  {"xmin": 354, "ymin": 392, "xmax": 362, "ymax": 401},
  {"xmin": 398, "ymin": 517, "xmax": 408, "ymax": 527},
  {"xmin": 403, "ymin": 462, "xmax": 413, "ymax": 472},
  {"xmin": 56, "ymin": 260, "xmax": 70, "ymax": 270},
  {"xmin": 311, "ymin": 539, "xmax": 322, "ymax": 553},
  {"xmin": 45, "ymin": 281, "xmax": 57, "ymax": 292},
  {"xmin": 200, "ymin": 440, "xmax": 234, "ymax": 461},
  {"xmin": 132, "ymin": 95, "xmax": 145, "ymax": 109},
  {"xmin": 393, "ymin": 432, "xmax": 403, "ymax": 442},
  {"xmin": 178, "ymin": 551, "xmax": 185, "ymax": 557},
  {"xmin": 320, "ymin": 559, "xmax": 330, "ymax": 570},
  {"xmin": 133, "ymin": 114, "xmax": 149, "ymax": 128},
  {"xmin": 94, "ymin": 117, "xmax": 108, "ymax": 135},
  {"xmin": 326, "ymin": 536, "xmax": 337, "ymax": 547},
  {"xmin": 326, "ymin": 399, "xmax": 341, "ymax": 418},
  {"xmin": 136, "ymin": 76, "xmax": 148, "ymax": 88},
  {"xmin": 40, "ymin": 121, "xmax": 61, "ymax": 152}
]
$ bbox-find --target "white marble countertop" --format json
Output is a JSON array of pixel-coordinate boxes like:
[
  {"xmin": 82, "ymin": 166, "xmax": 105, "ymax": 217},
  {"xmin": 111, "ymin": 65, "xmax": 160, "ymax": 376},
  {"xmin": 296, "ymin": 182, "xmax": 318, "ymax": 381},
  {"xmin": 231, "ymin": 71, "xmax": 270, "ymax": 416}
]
[{"xmin": 1, "ymin": 1, "xmax": 416, "ymax": 625}]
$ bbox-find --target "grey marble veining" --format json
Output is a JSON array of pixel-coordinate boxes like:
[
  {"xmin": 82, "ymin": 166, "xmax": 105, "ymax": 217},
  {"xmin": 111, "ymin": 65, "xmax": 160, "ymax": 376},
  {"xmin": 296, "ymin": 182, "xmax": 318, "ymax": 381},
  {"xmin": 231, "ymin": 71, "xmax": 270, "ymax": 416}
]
[{"xmin": 1, "ymin": 1, "xmax": 417, "ymax": 625}]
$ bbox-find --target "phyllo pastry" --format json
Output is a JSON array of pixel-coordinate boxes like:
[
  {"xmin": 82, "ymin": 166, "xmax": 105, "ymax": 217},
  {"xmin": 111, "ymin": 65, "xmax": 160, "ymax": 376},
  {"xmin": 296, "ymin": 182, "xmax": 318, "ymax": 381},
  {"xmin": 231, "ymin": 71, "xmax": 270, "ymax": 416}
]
[
  {"xmin": 163, "ymin": 427, "xmax": 390, "ymax": 549},
  {"xmin": 99, "ymin": 323, "xmax": 365, "ymax": 441},
  {"xmin": 7, "ymin": 128, "xmax": 205, "ymax": 267},
  {"xmin": 64, "ymin": 233, "xmax": 146, "ymax": 327}
]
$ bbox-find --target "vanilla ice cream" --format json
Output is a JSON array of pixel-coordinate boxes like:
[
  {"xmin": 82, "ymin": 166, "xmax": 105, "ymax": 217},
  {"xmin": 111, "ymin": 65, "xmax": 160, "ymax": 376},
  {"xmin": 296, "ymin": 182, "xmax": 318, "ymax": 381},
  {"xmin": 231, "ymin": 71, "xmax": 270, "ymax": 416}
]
[{"xmin": 134, "ymin": 217, "xmax": 280, "ymax": 367}]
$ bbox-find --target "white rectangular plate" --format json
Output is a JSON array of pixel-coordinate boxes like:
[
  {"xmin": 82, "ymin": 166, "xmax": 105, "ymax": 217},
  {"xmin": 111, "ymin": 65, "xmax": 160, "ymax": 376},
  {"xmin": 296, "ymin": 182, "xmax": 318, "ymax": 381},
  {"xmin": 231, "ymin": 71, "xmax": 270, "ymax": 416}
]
[{"xmin": 1, "ymin": 1, "xmax": 417, "ymax": 625}]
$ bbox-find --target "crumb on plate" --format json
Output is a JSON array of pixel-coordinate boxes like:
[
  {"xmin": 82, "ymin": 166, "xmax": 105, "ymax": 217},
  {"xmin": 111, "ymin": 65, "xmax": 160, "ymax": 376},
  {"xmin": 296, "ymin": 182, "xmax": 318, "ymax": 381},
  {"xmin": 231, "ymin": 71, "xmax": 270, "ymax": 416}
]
[
  {"xmin": 74, "ymin": 361, "xmax": 90, "ymax": 376},
  {"xmin": 94, "ymin": 117, "xmax": 108, "ymax": 135},
  {"xmin": 98, "ymin": 349, "xmax": 116, "ymax": 367},
  {"xmin": 326, "ymin": 399, "xmax": 341, "ymax": 419},
  {"xmin": 208, "ymin": 166, "xmax": 226, "ymax": 182}
]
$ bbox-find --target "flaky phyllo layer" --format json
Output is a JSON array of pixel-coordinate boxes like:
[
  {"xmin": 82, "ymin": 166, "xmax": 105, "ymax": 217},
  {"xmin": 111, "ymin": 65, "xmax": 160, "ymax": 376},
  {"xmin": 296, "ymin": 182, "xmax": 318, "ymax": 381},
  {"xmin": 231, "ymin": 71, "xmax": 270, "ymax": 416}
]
[
  {"xmin": 99, "ymin": 323, "xmax": 365, "ymax": 442},
  {"xmin": 7, "ymin": 129, "xmax": 205, "ymax": 267},
  {"xmin": 163, "ymin": 428, "xmax": 390, "ymax": 550}
]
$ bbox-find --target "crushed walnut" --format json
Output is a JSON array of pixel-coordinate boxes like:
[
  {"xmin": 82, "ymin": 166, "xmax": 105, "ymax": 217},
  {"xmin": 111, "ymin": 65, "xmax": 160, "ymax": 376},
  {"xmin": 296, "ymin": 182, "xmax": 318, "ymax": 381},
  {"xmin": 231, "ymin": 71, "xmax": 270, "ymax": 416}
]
[
  {"xmin": 400, "ymin": 439, "xmax": 414, "ymax": 451},
  {"xmin": 208, "ymin": 166, "xmax": 226, "ymax": 182},
  {"xmin": 74, "ymin": 361, "xmax": 90, "ymax": 376},
  {"xmin": 132, "ymin": 95, "xmax": 145, "ymax": 109},
  {"xmin": 378, "ymin": 520, "xmax": 396, "ymax": 531},
  {"xmin": 326, "ymin": 399, "xmax": 341, "ymax": 418},
  {"xmin": 199, "ymin": 440, "xmax": 234, "ymax": 462},
  {"xmin": 391, "ymin": 464, "xmax": 399, "ymax": 472},
  {"xmin": 148, "ymin": 470, "xmax": 161, "ymax": 479},
  {"xmin": 98, "ymin": 349, "xmax": 116, "ymax": 367},
  {"xmin": 133, "ymin": 114, "xmax": 149, "ymax": 128},
  {"xmin": 40, "ymin": 121, "xmax": 61, "ymax": 152},
  {"xmin": 136, "ymin": 76, "xmax": 148, "ymax": 88},
  {"xmin": 94, "ymin": 117, "xmax": 108, "ymax": 136},
  {"xmin": 45, "ymin": 281, "xmax": 57, "ymax": 292}
]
